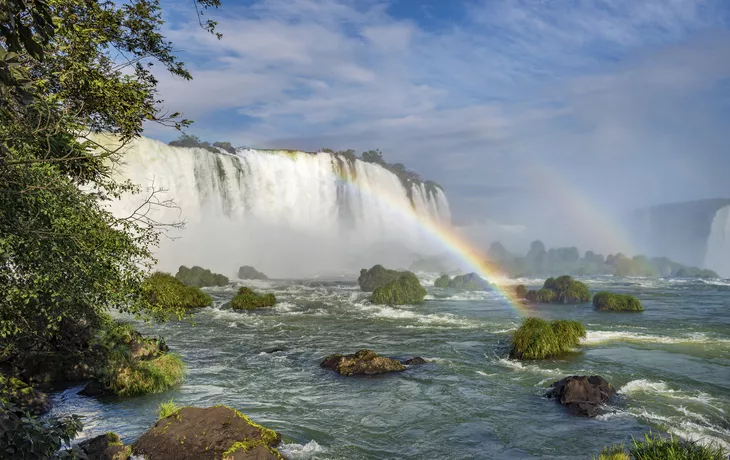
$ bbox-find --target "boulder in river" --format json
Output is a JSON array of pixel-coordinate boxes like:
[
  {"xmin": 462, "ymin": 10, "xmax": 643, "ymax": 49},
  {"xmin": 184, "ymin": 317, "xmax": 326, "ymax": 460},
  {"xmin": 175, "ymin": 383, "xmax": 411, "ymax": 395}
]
[
  {"xmin": 546, "ymin": 375, "xmax": 616, "ymax": 417},
  {"xmin": 402, "ymin": 357, "xmax": 427, "ymax": 365},
  {"xmin": 238, "ymin": 265, "xmax": 269, "ymax": 280},
  {"xmin": 133, "ymin": 405, "xmax": 283, "ymax": 460},
  {"xmin": 320, "ymin": 350, "xmax": 407, "ymax": 376},
  {"xmin": 78, "ymin": 432, "xmax": 130, "ymax": 460}
]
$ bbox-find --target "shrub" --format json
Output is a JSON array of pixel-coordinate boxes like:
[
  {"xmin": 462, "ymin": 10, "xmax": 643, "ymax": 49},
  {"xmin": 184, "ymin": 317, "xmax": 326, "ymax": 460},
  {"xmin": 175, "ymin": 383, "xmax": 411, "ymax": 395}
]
[
  {"xmin": 515, "ymin": 284, "xmax": 528, "ymax": 299},
  {"xmin": 238, "ymin": 265, "xmax": 268, "ymax": 280},
  {"xmin": 143, "ymin": 272, "xmax": 212, "ymax": 315},
  {"xmin": 358, "ymin": 264, "xmax": 402, "ymax": 292},
  {"xmin": 544, "ymin": 275, "xmax": 591, "ymax": 303},
  {"xmin": 175, "ymin": 265, "xmax": 229, "ymax": 288},
  {"xmin": 448, "ymin": 273, "xmax": 490, "ymax": 291},
  {"xmin": 371, "ymin": 272, "xmax": 427, "ymax": 305},
  {"xmin": 230, "ymin": 287, "xmax": 276, "ymax": 310},
  {"xmin": 434, "ymin": 274, "xmax": 450, "ymax": 288},
  {"xmin": 158, "ymin": 398, "xmax": 181, "ymax": 420},
  {"xmin": 509, "ymin": 317, "xmax": 586, "ymax": 360},
  {"xmin": 593, "ymin": 292, "xmax": 644, "ymax": 312},
  {"xmin": 0, "ymin": 400, "xmax": 83, "ymax": 460},
  {"xmin": 102, "ymin": 353, "xmax": 185, "ymax": 397},
  {"xmin": 596, "ymin": 432, "xmax": 728, "ymax": 460}
]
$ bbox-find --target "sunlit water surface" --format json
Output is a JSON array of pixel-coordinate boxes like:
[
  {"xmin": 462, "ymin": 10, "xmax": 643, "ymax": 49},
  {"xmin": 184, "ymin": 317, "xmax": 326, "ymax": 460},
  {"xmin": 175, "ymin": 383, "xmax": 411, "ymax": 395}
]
[{"xmin": 49, "ymin": 276, "xmax": 730, "ymax": 459}]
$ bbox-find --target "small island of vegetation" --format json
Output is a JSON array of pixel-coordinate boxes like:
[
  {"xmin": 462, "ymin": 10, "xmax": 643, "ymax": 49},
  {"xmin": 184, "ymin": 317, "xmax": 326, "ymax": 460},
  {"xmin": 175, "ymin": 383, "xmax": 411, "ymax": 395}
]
[{"xmin": 510, "ymin": 318, "xmax": 586, "ymax": 360}]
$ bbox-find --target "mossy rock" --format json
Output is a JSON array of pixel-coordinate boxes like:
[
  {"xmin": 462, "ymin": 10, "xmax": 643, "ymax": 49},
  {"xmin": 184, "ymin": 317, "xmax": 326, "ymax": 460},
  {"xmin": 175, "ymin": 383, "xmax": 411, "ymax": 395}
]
[
  {"xmin": 101, "ymin": 353, "xmax": 185, "ymax": 397},
  {"xmin": 596, "ymin": 432, "xmax": 728, "ymax": 460},
  {"xmin": 143, "ymin": 272, "xmax": 212, "ymax": 312},
  {"xmin": 175, "ymin": 265, "xmax": 229, "ymax": 288},
  {"xmin": 230, "ymin": 287, "xmax": 276, "ymax": 310},
  {"xmin": 133, "ymin": 406, "xmax": 283, "ymax": 460},
  {"xmin": 515, "ymin": 284, "xmax": 528, "ymax": 299},
  {"xmin": 447, "ymin": 273, "xmax": 490, "ymax": 291},
  {"xmin": 525, "ymin": 276, "xmax": 591, "ymax": 304},
  {"xmin": 371, "ymin": 272, "xmax": 427, "ymax": 305},
  {"xmin": 320, "ymin": 349, "xmax": 406, "ymax": 376},
  {"xmin": 78, "ymin": 432, "xmax": 131, "ymax": 460},
  {"xmin": 0, "ymin": 373, "xmax": 51, "ymax": 415},
  {"xmin": 237, "ymin": 265, "xmax": 268, "ymax": 280},
  {"xmin": 593, "ymin": 292, "xmax": 644, "ymax": 312},
  {"xmin": 434, "ymin": 274, "xmax": 450, "ymax": 288},
  {"xmin": 358, "ymin": 264, "xmax": 403, "ymax": 292},
  {"xmin": 510, "ymin": 317, "xmax": 586, "ymax": 360}
]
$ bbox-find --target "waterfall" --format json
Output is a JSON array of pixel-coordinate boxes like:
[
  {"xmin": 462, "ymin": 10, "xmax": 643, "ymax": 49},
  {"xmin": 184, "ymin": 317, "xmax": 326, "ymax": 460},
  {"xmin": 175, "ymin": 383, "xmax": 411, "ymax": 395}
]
[
  {"xmin": 705, "ymin": 205, "xmax": 730, "ymax": 278},
  {"xmin": 107, "ymin": 136, "xmax": 451, "ymax": 278}
]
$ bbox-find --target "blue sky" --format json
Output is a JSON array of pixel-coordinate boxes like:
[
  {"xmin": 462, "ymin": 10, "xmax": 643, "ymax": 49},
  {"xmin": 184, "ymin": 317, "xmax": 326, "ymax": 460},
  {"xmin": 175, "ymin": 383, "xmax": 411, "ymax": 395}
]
[{"xmin": 148, "ymin": 0, "xmax": 730, "ymax": 236}]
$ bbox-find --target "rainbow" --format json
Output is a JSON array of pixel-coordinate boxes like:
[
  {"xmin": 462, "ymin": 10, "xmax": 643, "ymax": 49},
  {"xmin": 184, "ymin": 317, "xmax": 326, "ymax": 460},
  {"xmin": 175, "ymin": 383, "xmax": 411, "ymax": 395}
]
[{"xmin": 329, "ymin": 160, "xmax": 532, "ymax": 317}]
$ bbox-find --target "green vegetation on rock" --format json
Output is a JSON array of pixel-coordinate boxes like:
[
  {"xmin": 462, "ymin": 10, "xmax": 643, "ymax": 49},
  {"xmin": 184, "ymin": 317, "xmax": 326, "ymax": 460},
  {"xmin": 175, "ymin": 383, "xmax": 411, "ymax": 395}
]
[
  {"xmin": 371, "ymin": 272, "xmax": 427, "ymax": 305},
  {"xmin": 596, "ymin": 432, "xmax": 727, "ymax": 460},
  {"xmin": 593, "ymin": 292, "xmax": 644, "ymax": 312},
  {"xmin": 143, "ymin": 272, "xmax": 212, "ymax": 314},
  {"xmin": 432, "ymin": 273, "xmax": 489, "ymax": 291},
  {"xmin": 169, "ymin": 133, "xmax": 237, "ymax": 154},
  {"xmin": 515, "ymin": 284, "xmax": 528, "ymax": 299},
  {"xmin": 525, "ymin": 276, "xmax": 591, "ymax": 304},
  {"xmin": 510, "ymin": 317, "xmax": 586, "ymax": 360},
  {"xmin": 175, "ymin": 265, "xmax": 229, "ymax": 288},
  {"xmin": 102, "ymin": 353, "xmax": 185, "ymax": 397},
  {"xmin": 230, "ymin": 287, "xmax": 277, "ymax": 310},
  {"xmin": 358, "ymin": 264, "xmax": 403, "ymax": 292},
  {"xmin": 238, "ymin": 265, "xmax": 269, "ymax": 280},
  {"xmin": 434, "ymin": 274, "xmax": 450, "ymax": 288}
]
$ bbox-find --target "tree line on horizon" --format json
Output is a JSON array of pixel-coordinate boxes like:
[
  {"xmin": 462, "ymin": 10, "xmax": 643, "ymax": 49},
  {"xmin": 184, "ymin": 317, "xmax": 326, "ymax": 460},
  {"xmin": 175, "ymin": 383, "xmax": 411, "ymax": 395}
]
[{"xmin": 486, "ymin": 240, "xmax": 718, "ymax": 278}]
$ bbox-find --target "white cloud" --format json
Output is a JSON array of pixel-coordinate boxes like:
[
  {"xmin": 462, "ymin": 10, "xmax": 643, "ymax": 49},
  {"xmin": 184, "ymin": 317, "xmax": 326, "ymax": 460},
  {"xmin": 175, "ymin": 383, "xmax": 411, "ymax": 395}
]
[{"xmin": 150, "ymin": 0, "xmax": 730, "ymax": 229}]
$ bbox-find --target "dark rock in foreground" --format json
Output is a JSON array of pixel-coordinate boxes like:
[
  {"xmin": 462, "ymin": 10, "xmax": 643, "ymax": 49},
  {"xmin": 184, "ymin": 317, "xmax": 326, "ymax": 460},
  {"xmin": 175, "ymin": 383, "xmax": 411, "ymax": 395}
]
[
  {"xmin": 546, "ymin": 375, "xmax": 615, "ymax": 417},
  {"xmin": 321, "ymin": 350, "xmax": 406, "ymax": 376},
  {"xmin": 402, "ymin": 357, "xmax": 427, "ymax": 365},
  {"xmin": 133, "ymin": 406, "xmax": 283, "ymax": 460},
  {"xmin": 78, "ymin": 432, "xmax": 130, "ymax": 460}
]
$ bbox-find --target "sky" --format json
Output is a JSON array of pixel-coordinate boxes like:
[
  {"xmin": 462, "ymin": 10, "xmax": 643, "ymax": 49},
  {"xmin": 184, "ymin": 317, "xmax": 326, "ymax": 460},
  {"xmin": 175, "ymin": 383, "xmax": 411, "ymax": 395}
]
[{"xmin": 146, "ymin": 0, "xmax": 730, "ymax": 250}]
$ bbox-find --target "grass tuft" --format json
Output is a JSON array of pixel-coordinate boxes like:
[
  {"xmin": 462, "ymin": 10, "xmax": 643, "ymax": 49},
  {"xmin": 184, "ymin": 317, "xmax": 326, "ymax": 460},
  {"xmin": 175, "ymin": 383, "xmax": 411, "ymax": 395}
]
[
  {"xmin": 103, "ymin": 353, "xmax": 185, "ymax": 397},
  {"xmin": 596, "ymin": 433, "xmax": 728, "ymax": 460},
  {"xmin": 510, "ymin": 317, "xmax": 586, "ymax": 360},
  {"xmin": 158, "ymin": 398, "xmax": 181, "ymax": 420},
  {"xmin": 593, "ymin": 291, "xmax": 643, "ymax": 312}
]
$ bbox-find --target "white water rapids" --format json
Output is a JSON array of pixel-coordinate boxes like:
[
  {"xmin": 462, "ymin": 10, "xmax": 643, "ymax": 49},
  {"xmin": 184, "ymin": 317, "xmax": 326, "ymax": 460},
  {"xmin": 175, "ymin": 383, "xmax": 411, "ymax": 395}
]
[{"xmin": 107, "ymin": 137, "xmax": 451, "ymax": 278}]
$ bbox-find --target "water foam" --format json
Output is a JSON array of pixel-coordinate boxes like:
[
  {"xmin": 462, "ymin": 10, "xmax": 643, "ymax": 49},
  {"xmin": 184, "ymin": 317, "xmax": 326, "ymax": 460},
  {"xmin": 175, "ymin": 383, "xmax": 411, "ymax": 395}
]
[
  {"xmin": 583, "ymin": 330, "xmax": 730, "ymax": 345},
  {"xmin": 279, "ymin": 440, "xmax": 325, "ymax": 458}
]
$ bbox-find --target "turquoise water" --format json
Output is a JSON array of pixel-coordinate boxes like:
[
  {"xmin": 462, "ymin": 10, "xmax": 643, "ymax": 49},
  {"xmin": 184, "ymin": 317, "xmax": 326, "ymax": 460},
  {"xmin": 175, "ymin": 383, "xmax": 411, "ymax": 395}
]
[{"xmin": 49, "ymin": 276, "xmax": 730, "ymax": 459}]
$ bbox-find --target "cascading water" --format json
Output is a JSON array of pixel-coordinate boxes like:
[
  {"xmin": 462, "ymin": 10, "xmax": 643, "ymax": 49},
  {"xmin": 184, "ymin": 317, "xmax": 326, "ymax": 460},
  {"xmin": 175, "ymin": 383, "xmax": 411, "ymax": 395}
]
[
  {"xmin": 704, "ymin": 205, "xmax": 730, "ymax": 278},
  {"xmin": 107, "ymin": 136, "xmax": 451, "ymax": 278}
]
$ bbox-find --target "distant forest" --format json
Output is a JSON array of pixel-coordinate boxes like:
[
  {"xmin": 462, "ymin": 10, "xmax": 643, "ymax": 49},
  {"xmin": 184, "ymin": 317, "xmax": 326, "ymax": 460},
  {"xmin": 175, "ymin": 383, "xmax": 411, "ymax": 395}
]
[
  {"xmin": 486, "ymin": 240, "xmax": 719, "ymax": 278},
  {"xmin": 412, "ymin": 240, "xmax": 718, "ymax": 279}
]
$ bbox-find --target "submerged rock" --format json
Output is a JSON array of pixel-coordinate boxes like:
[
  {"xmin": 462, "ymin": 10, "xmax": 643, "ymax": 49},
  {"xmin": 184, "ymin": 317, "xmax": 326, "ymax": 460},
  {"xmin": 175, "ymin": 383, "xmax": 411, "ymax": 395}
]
[
  {"xmin": 320, "ymin": 350, "xmax": 406, "ymax": 376},
  {"xmin": 546, "ymin": 375, "xmax": 615, "ymax": 417},
  {"xmin": 402, "ymin": 357, "xmax": 427, "ymax": 365},
  {"xmin": 78, "ymin": 432, "xmax": 130, "ymax": 460},
  {"xmin": 133, "ymin": 406, "xmax": 283, "ymax": 460}
]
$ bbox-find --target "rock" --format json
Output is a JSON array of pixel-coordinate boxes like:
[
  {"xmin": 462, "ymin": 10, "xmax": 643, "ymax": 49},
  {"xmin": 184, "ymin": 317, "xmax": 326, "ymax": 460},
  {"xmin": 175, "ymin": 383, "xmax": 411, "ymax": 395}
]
[
  {"xmin": 133, "ymin": 406, "xmax": 282, "ymax": 460},
  {"xmin": 402, "ymin": 357, "xmax": 426, "ymax": 365},
  {"xmin": 230, "ymin": 287, "xmax": 276, "ymax": 310},
  {"xmin": 546, "ymin": 375, "xmax": 616, "ymax": 417},
  {"xmin": 78, "ymin": 432, "xmax": 130, "ymax": 460},
  {"xmin": 0, "ymin": 373, "xmax": 51, "ymax": 415},
  {"xmin": 238, "ymin": 265, "xmax": 269, "ymax": 280},
  {"xmin": 320, "ymin": 350, "xmax": 406, "ymax": 376},
  {"xmin": 79, "ymin": 380, "xmax": 107, "ymax": 397}
]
